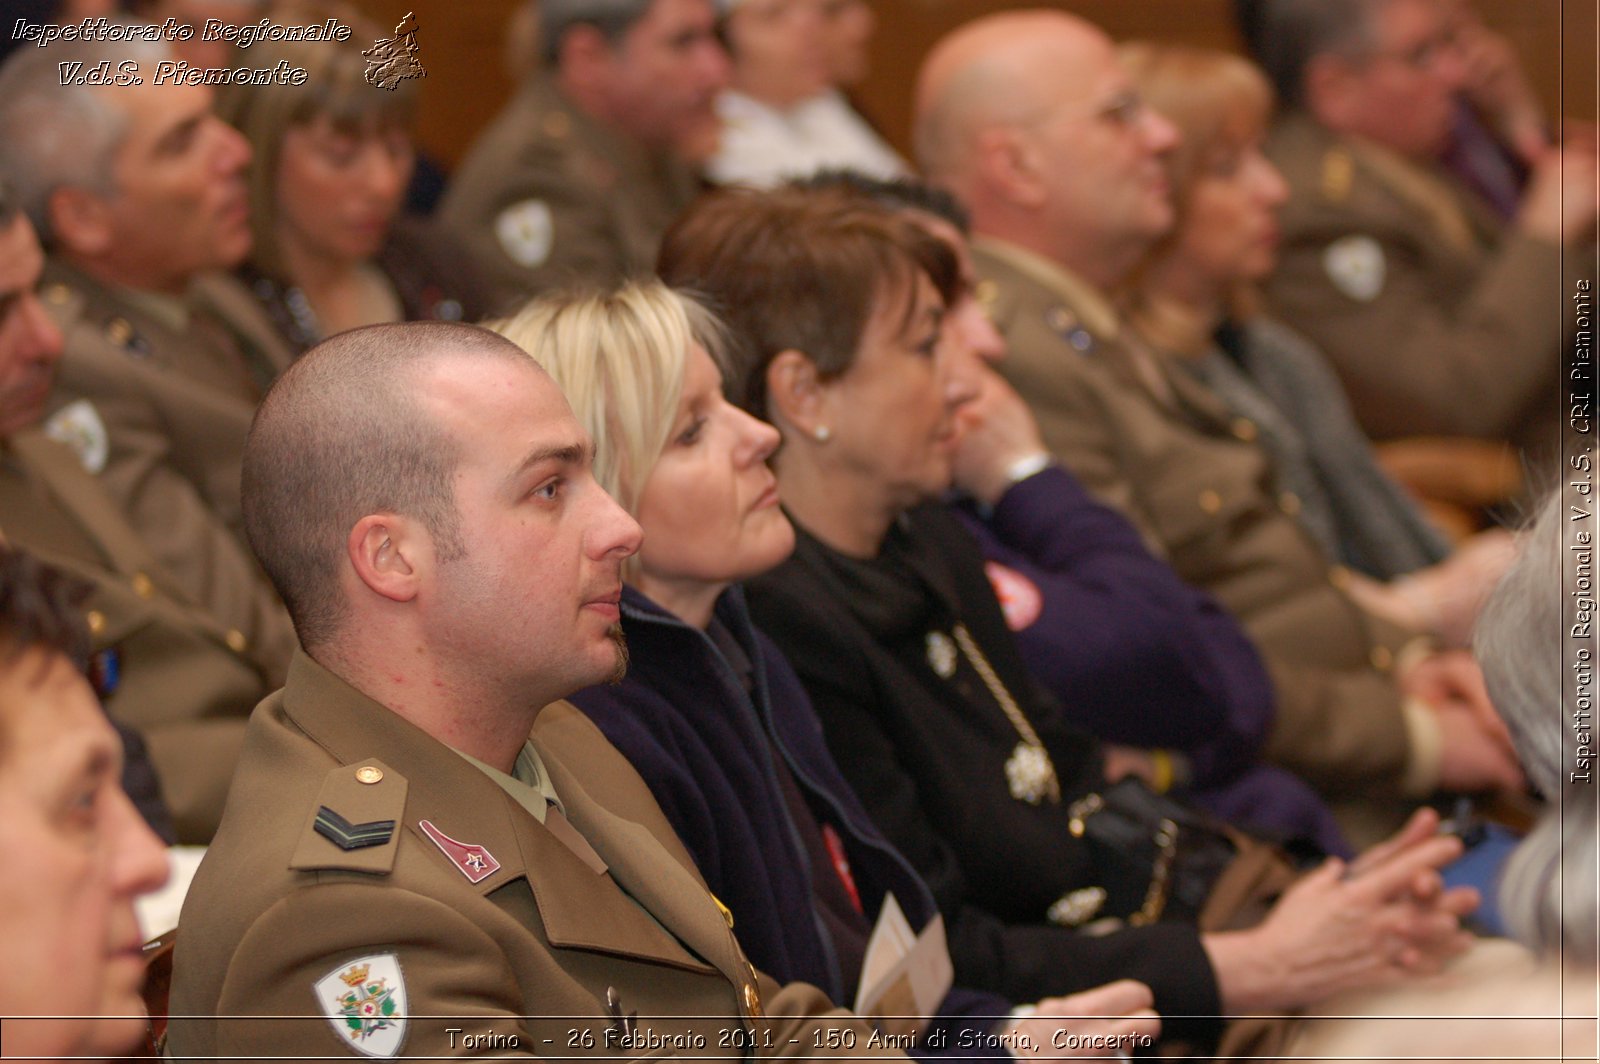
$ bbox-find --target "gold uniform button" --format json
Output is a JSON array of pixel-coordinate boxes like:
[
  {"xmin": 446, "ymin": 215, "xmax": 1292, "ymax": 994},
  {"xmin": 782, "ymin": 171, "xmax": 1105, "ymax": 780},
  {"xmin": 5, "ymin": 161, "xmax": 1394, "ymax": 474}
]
[
  {"xmin": 973, "ymin": 279, "xmax": 999, "ymax": 317},
  {"xmin": 1198, "ymin": 489, "xmax": 1222, "ymax": 515},
  {"xmin": 1279, "ymin": 491, "xmax": 1302, "ymax": 516},
  {"xmin": 225, "ymin": 629, "xmax": 247, "ymax": 653},
  {"xmin": 742, "ymin": 982, "xmax": 762, "ymax": 1018},
  {"xmin": 1230, "ymin": 417, "xmax": 1258, "ymax": 442},
  {"xmin": 355, "ymin": 765, "xmax": 384, "ymax": 785},
  {"xmin": 1369, "ymin": 646, "xmax": 1394, "ymax": 672},
  {"xmin": 130, "ymin": 572, "xmax": 155, "ymax": 599},
  {"xmin": 44, "ymin": 283, "xmax": 70, "ymax": 306},
  {"xmin": 86, "ymin": 609, "xmax": 106, "ymax": 636},
  {"xmin": 1328, "ymin": 565, "xmax": 1354, "ymax": 591},
  {"xmin": 711, "ymin": 893, "xmax": 735, "ymax": 929},
  {"xmin": 107, "ymin": 317, "xmax": 134, "ymax": 346}
]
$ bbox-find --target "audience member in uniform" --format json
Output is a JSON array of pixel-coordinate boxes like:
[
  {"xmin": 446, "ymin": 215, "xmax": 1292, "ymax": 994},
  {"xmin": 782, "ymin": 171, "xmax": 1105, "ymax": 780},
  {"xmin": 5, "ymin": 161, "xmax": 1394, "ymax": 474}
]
[
  {"xmin": 659, "ymin": 184, "xmax": 1481, "ymax": 1053},
  {"xmin": 438, "ymin": 0, "xmax": 729, "ymax": 304},
  {"xmin": 0, "ymin": 32, "xmax": 298, "ymax": 693},
  {"xmin": 1291, "ymin": 485, "xmax": 1599, "ymax": 1059},
  {"xmin": 214, "ymin": 1, "xmax": 493, "ymax": 353},
  {"xmin": 705, "ymin": 0, "xmax": 907, "ymax": 188},
  {"xmin": 0, "ymin": 547, "xmax": 170, "ymax": 1061},
  {"xmin": 1119, "ymin": 42, "xmax": 1515, "ymax": 648},
  {"xmin": 167, "ymin": 319, "xmax": 985, "ymax": 1060},
  {"xmin": 495, "ymin": 280, "xmax": 1162, "ymax": 1059},
  {"xmin": 912, "ymin": 10, "xmax": 1521, "ymax": 843},
  {"xmin": 0, "ymin": 178, "xmax": 280, "ymax": 843},
  {"xmin": 797, "ymin": 170, "xmax": 1346, "ymax": 855},
  {"xmin": 1245, "ymin": 0, "xmax": 1596, "ymax": 459}
]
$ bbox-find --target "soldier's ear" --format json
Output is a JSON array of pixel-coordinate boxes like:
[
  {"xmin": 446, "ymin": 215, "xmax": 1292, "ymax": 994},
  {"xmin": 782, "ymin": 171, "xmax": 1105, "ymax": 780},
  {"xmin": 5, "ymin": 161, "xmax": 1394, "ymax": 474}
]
[
  {"xmin": 558, "ymin": 23, "xmax": 616, "ymax": 91},
  {"xmin": 976, "ymin": 126, "xmax": 1047, "ymax": 211},
  {"xmin": 347, "ymin": 513, "xmax": 423, "ymax": 605},
  {"xmin": 1304, "ymin": 54, "xmax": 1359, "ymax": 130},
  {"xmin": 48, "ymin": 186, "xmax": 116, "ymax": 258}
]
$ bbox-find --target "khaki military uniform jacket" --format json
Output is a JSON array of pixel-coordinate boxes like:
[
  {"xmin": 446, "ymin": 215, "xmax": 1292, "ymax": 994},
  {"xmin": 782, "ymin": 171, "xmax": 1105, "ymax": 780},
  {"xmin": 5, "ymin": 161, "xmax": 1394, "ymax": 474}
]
[
  {"xmin": 974, "ymin": 239, "xmax": 1429, "ymax": 817},
  {"xmin": 170, "ymin": 652, "xmax": 886, "ymax": 1061},
  {"xmin": 0, "ymin": 431, "xmax": 278, "ymax": 843},
  {"xmin": 438, "ymin": 76, "xmax": 702, "ymax": 308},
  {"xmin": 1263, "ymin": 113, "xmax": 1572, "ymax": 454},
  {"xmin": 39, "ymin": 259, "xmax": 296, "ymax": 688}
]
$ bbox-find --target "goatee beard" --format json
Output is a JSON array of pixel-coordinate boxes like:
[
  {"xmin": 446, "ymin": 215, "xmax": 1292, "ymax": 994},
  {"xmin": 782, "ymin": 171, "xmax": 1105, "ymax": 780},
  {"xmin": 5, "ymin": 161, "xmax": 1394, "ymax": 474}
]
[{"xmin": 605, "ymin": 623, "xmax": 629, "ymax": 684}]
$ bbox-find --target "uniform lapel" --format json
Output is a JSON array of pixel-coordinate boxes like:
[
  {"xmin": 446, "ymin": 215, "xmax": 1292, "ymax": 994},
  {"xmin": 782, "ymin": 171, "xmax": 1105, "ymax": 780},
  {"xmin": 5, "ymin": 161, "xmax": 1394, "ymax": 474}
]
[
  {"xmin": 282, "ymin": 654, "xmax": 718, "ymax": 975},
  {"xmin": 537, "ymin": 743, "xmax": 737, "ymax": 978}
]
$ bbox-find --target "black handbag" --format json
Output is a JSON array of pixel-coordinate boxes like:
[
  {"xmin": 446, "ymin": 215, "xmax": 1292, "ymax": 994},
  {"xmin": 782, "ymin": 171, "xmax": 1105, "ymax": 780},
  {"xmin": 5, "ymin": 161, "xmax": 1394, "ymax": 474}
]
[{"xmin": 1052, "ymin": 778, "xmax": 1239, "ymax": 928}]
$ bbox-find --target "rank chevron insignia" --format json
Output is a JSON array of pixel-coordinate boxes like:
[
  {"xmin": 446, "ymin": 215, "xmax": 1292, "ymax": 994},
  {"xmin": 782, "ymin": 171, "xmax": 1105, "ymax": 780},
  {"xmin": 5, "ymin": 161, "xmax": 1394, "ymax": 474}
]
[{"xmin": 314, "ymin": 806, "xmax": 396, "ymax": 851}]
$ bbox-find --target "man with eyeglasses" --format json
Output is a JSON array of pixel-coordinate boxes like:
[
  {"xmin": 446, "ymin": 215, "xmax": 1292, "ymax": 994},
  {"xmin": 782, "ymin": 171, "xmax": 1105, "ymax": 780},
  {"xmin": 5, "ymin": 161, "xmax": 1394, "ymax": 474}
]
[
  {"xmin": 1248, "ymin": 0, "xmax": 1596, "ymax": 460},
  {"xmin": 915, "ymin": 9, "xmax": 1523, "ymax": 846}
]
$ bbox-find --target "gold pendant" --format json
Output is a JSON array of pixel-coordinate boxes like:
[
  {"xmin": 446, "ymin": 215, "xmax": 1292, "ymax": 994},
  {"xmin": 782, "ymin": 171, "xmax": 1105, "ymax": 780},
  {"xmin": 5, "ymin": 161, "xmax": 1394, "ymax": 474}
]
[{"xmin": 1005, "ymin": 742, "xmax": 1060, "ymax": 805}]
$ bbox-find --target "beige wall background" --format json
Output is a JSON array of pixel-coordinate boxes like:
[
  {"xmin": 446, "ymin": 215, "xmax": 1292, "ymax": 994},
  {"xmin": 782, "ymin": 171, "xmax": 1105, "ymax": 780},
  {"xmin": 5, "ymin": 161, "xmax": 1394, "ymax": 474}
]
[{"xmin": 349, "ymin": 0, "xmax": 1597, "ymax": 170}]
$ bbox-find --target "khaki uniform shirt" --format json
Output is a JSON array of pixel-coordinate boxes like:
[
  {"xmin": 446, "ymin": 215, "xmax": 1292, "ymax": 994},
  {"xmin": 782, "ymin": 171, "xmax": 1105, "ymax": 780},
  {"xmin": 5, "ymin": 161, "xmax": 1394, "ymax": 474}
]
[
  {"xmin": 170, "ymin": 652, "xmax": 889, "ymax": 1060},
  {"xmin": 974, "ymin": 239, "xmax": 1430, "ymax": 825},
  {"xmin": 0, "ymin": 431, "xmax": 277, "ymax": 843},
  {"xmin": 437, "ymin": 76, "xmax": 702, "ymax": 309},
  {"xmin": 1264, "ymin": 113, "xmax": 1573, "ymax": 456},
  {"xmin": 38, "ymin": 258, "xmax": 296, "ymax": 684}
]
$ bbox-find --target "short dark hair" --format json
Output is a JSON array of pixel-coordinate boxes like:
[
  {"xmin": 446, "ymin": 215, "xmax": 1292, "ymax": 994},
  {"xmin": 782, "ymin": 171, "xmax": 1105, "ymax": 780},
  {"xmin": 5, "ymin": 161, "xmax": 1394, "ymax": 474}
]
[
  {"xmin": 657, "ymin": 185, "xmax": 959, "ymax": 419},
  {"xmin": 0, "ymin": 547, "xmax": 92, "ymax": 673},
  {"xmin": 1239, "ymin": 0, "xmax": 1380, "ymax": 109},
  {"xmin": 241, "ymin": 321, "xmax": 535, "ymax": 649},
  {"xmin": 539, "ymin": 0, "xmax": 656, "ymax": 65},
  {"xmin": 794, "ymin": 170, "xmax": 972, "ymax": 234}
]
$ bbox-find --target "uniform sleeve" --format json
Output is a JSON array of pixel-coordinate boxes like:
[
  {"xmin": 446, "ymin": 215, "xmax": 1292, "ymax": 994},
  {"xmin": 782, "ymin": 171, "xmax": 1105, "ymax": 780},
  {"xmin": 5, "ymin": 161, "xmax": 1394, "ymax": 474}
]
[
  {"xmin": 50, "ymin": 339, "xmax": 296, "ymax": 685},
  {"xmin": 1258, "ymin": 658, "xmax": 1411, "ymax": 796},
  {"xmin": 971, "ymin": 468, "xmax": 1272, "ymax": 780},
  {"xmin": 1265, "ymin": 217, "xmax": 1566, "ymax": 440},
  {"xmin": 439, "ymin": 140, "xmax": 631, "ymax": 308},
  {"xmin": 746, "ymin": 577, "xmax": 1223, "ymax": 1033}
]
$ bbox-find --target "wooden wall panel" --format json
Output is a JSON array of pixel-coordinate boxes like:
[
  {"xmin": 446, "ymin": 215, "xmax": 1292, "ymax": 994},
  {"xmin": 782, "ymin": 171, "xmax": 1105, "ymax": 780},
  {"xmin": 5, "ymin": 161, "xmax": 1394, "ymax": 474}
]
[{"xmin": 345, "ymin": 1, "xmax": 1594, "ymax": 171}]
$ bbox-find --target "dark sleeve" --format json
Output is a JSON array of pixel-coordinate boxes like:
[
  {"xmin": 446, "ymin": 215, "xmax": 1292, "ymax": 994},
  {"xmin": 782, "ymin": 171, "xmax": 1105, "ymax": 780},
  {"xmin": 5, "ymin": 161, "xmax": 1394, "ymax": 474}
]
[
  {"xmin": 747, "ymin": 572, "xmax": 1222, "ymax": 1034},
  {"xmin": 962, "ymin": 468, "xmax": 1273, "ymax": 784}
]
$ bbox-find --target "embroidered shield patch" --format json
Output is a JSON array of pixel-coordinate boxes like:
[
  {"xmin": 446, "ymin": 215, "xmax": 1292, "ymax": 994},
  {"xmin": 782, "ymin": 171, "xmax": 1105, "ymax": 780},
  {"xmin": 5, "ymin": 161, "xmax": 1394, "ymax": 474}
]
[
  {"xmin": 43, "ymin": 399, "xmax": 109, "ymax": 474},
  {"xmin": 494, "ymin": 200, "xmax": 554, "ymax": 268},
  {"xmin": 314, "ymin": 953, "xmax": 408, "ymax": 1057},
  {"xmin": 1322, "ymin": 235, "xmax": 1386, "ymax": 302}
]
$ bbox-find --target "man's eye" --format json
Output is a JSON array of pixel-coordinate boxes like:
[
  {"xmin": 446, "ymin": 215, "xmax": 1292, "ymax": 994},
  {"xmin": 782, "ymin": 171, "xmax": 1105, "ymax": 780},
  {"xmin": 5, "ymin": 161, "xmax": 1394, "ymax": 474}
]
[{"xmin": 532, "ymin": 479, "xmax": 562, "ymax": 501}]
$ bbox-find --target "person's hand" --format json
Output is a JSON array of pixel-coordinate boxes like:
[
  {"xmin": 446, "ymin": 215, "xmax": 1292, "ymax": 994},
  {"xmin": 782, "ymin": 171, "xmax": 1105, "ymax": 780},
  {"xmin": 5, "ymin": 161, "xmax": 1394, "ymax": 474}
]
[
  {"xmin": 1203, "ymin": 828, "xmax": 1475, "ymax": 1013},
  {"xmin": 1431, "ymin": 702, "xmax": 1525, "ymax": 792},
  {"xmin": 1003, "ymin": 980, "xmax": 1160, "ymax": 1059},
  {"xmin": 1452, "ymin": 17, "xmax": 1549, "ymax": 162},
  {"xmin": 951, "ymin": 367, "xmax": 1050, "ymax": 506},
  {"xmin": 1391, "ymin": 529, "xmax": 1517, "ymax": 646},
  {"xmin": 1517, "ymin": 130, "xmax": 1600, "ymax": 244}
]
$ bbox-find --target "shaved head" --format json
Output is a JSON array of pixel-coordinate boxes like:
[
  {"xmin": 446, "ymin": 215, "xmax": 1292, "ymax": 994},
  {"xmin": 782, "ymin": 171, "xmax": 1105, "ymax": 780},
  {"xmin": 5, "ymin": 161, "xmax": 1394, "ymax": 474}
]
[
  {"xmin": 242, "ymin": 322, "xmax": 538, "ymax": 649},
  {"xmin": 914, "ymin": 10, "xmax": 1108, "ymax": 184},
  {"xmin": 914, "ymin": 9, "xmax": 1178, "ymax": 287}
]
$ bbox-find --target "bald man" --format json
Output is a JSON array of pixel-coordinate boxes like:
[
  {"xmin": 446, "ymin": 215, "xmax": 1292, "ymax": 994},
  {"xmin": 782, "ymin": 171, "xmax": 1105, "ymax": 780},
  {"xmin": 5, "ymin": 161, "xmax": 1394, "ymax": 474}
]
[{"xmin": 914, "ymin": 10, "xmax": 1521, "ymax": 843}]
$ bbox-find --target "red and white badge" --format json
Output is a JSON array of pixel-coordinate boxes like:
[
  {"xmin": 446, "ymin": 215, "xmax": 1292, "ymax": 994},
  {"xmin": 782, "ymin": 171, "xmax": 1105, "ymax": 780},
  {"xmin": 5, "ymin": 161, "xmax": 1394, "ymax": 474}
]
[
  {"xmin": 984, "ymin": 561, "xmax": 1043, "ymax": 632},
  {"xmin": 418, "ymin": 819, "xmax": 501, "ymax": 884}
]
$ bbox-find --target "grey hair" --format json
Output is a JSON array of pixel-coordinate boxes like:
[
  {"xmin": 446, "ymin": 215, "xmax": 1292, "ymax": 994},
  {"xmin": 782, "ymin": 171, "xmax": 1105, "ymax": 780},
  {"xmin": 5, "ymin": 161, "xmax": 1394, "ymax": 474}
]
[
  {"xmin": 241, "ymin": 322, "xmax": 537, "ymax": 650},
  {"xmin": 0, "ymin": 30, "xmax": 173, "ymax": 243},
  {"xmin": 1242, "ymin": 0, "xmax": 1382, "ymax": 109},
  {"xmin": 1474, "ymin": 482, "xmax": 1599, "ymax": 957},
  {"xmin": 538, "ymin": 0, "xmax": 655, "ymax": 65}
]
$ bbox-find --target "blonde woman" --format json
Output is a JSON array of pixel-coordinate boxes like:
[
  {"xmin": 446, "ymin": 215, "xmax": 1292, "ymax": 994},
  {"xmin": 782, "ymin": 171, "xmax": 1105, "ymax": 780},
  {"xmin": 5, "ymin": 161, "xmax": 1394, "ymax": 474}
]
[{"xmin": 492, "ymin": 281, "xmax": 1161, "ymax": 1059}]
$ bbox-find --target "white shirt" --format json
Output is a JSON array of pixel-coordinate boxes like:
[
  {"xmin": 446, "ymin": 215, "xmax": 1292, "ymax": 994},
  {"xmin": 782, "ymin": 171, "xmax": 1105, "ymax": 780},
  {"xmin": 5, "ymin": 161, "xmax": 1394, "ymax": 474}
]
[{"xmin": 707, "ymin": 88, "xmax": 910, "ymax": 188}]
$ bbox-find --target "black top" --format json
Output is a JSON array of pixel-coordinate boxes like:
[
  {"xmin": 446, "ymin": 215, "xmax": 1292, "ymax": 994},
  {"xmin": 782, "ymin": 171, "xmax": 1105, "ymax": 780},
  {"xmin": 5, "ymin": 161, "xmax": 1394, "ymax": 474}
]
[{"xmin": 747, "ymin": 503, "xmax": 1223, "ymax": 1036}]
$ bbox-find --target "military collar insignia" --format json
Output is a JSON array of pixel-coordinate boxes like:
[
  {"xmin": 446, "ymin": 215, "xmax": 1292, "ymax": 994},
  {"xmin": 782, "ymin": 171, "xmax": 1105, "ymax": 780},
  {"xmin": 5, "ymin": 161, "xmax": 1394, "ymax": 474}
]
[
  {"xmin": 1044, "ymin": 305, "xmax": 1096, "ymax": 353},
  {"xmin": 313, "ymin": 807, "xmax": 397, "ymax": 851},
  {"xmin": 418, "ymin": 818, "xmax": 502, "ymax": 884},
  {"xmin": 314, "ymin": 953, "xmax": 408, "ymax": 1057}
]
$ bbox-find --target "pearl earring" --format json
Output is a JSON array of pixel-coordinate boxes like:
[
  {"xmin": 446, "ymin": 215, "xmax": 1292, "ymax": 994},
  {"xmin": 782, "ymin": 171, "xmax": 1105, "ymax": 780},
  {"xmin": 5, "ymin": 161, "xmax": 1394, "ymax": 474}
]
[{"xmin": 814, "ymin": 426, "xmax": 832, "ymax": 443}]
